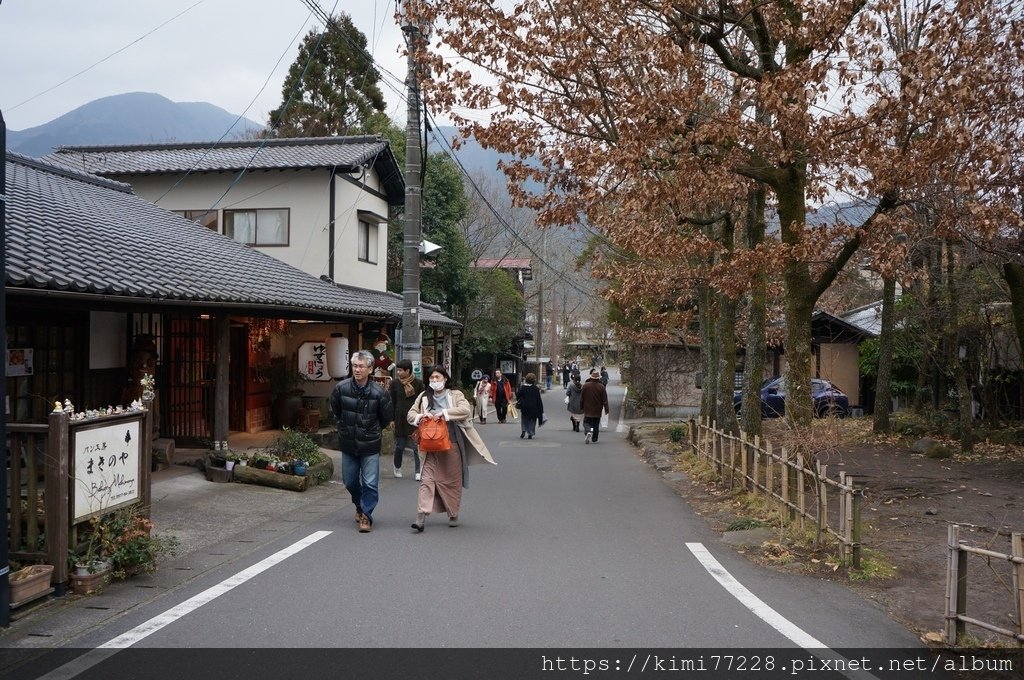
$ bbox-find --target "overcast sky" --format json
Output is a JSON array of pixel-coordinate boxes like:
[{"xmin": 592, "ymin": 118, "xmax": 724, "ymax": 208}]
[{"xmin": 0, "ymin": 0, "xmax": 413, "ymax": 132}]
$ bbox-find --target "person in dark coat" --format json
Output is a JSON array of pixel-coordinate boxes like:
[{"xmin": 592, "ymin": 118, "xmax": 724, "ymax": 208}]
[
  {"xmin": 561, "ymin": 362, "xmax": 571, "ymax": 387},
  {"xmin": 515, "ymin": 372, "xmax": 545, "ymax": 439},
  {"xmin": 580, "ymin": 368, "xmax": 609, "ymax": 444},
  {"xmin": 490, "ymin": 369, "xmax": 514, "ymax": 423},
  {"xmin": 565, "ymin": 372, "xmax": 584, "ymax": 431},
  {"xmin": 329, "ymin": 350, "xmax": 394, "ymax": 532},
  {"xmin": 600, "ymin": 366, "xmax": 609, "ymax": 386},
  {"xmin": 390, "ymin": 359, "xmax": 424, "ymax": 480}
]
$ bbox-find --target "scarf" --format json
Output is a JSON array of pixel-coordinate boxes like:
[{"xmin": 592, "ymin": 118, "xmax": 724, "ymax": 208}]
[{"xmin": 400, "ymin": 373, "xmax": 416, "ymax": 397}]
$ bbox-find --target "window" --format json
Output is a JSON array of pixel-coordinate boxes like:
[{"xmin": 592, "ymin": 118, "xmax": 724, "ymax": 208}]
[
  {"xmin": 358, "ymin": 219, "xmax": 378, "ymax": 264},
  {"xmin": 224, "ymin": 208, "xmax": 289, "ymax": 246},
  {"xmin": 172, "ymin": 209, "xmax": 218, "ymax": 232}
]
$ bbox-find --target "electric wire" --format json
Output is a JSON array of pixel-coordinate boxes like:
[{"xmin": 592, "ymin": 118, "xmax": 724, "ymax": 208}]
[
  {"xmin": 153, "ymin": 11, "xmax": 315, "ymax": 205},
  {"xmin": 8, "ymin": 1, "xmax": 205, "ymax": 113}
]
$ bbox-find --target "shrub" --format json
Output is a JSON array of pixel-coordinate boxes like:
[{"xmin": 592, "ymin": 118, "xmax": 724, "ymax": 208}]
[
  {"xmin": 105, "ymin": 506, "xmax": 179, "ymax": 579},
  {"xmin": 668, "ymin": 425, "xmax": 687, "ymax": 443}
]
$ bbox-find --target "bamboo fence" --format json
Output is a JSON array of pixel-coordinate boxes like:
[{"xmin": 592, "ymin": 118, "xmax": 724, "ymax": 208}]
[
  {"xmin": 945, "ymin": 525, "xmax": 1024, "ymax": 646},
  {"xmin": 688, "ymin": 417, "xmax": 864, "ymax": 569}
]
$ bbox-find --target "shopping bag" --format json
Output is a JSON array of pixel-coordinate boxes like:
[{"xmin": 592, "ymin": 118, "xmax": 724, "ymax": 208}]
[
  {"xmin": 508, "ymin": 403, "xmax": 519, "ymax": 420},
  {"xmin": 540, "ymin": 414, "xmax": 548, "ymax": 427},
  {"xmin": 600, "ymin": 413, "xmax": 609, "ymax": 430}
]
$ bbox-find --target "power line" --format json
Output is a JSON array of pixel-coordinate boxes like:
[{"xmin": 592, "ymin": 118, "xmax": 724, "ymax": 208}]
[
  {"xmin": 154, "ymin": 11, "xmax": 315, "ymax": 205},
  {"xmin": 9, "ymin": 1, "xmax": 205, "ymax": 112}
]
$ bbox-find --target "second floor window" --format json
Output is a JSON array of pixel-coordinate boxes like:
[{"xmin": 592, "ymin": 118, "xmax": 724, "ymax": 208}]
[
  {"xmin": 172, "ymin": 209, "xmax": 218, "ymax": 232},
  {"xmin": 358, "ymin": 219, "xmax": 378, "ymax": 264},
  {"xmin": 224, "ymin": 208, "xmax": 289, "ymax": 246}
]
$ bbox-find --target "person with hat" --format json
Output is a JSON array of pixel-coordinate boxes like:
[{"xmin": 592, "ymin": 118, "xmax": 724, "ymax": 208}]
[{"xmin": 580, "ymin": 368, "xmax": 610, "ymax": 444}]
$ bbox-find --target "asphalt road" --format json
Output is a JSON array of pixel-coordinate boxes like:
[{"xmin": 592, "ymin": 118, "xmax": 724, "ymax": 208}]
[{"xmin": 4, "ymin": 376, "xmax": 924, "ymax": 679}]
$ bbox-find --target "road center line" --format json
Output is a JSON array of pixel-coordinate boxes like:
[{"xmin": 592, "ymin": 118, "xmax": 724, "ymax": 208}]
[
  {"xmin": 36, "ymin": 530, "xmax": 332, "ymax": 680},
  {"xmin": 686, "ymin": 542, "xmax": 881, "ymax": 680}
]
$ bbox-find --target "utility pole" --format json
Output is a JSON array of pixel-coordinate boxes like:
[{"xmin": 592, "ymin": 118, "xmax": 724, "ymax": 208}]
[
  {"xmin": 536, "ymin": 230, "xmax": 545, "ymax": 388},
  {"xmin": 400, "ymin": 2, "xmax": 424, "ymax": 379},
  {"xmin": 1, "ymin": 108, "xmax": 10, "ymax": 626}
]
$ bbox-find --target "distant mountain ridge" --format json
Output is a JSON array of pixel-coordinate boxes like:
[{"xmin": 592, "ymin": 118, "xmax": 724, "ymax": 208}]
[{"xmin": 8, "ymin": 92, "xmax": 263, "ymax": 157}]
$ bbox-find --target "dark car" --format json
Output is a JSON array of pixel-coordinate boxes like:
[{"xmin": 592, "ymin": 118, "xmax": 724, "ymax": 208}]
[{"xmin": 733, "ymin": 377, "xmax": 850, "ymax": 418}]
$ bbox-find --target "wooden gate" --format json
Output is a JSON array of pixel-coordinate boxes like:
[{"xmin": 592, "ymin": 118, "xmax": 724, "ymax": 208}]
[{"xmin": 164, "ymin": 316, "xmax": 217, "ymax": 445}]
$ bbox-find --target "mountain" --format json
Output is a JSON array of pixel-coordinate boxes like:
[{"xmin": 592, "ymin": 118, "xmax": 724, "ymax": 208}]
[{"xmin": 7, "ymin": 92, "xmax": 264, "ymax": 157}]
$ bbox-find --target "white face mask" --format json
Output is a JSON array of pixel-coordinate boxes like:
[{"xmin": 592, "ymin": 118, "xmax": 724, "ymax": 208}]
[{"xmin": 429, "ymin": 380, "xmax": 445, "ymax": 392}]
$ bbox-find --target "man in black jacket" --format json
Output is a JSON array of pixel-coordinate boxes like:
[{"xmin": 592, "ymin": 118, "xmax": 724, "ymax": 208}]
[{"xmin": 329, "ymin": 350, "xmax": 393, "ymax": 532}]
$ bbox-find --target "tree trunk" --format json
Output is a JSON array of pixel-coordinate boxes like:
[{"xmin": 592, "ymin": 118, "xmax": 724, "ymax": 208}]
[
  {"xmin": 777, "ymin": 178, "xmax": 815, "ymax": 427},
  {"xmin": 873, "ymin": 275, "xmax": 897, "ymax": 432},
  {"xmin": 699, "ymin": 281, "xmax": 718, "ymax": 420},
  {"xmin": 741, "ymin": 187, "xmax": 767, "ymax": 438},
  {"xmin": 1002, "ymin": 262, "xmax": 1024, "ymax": 371},
  {"xmin": 715, "ymin": 214, "xmax": 739, "ymax": 434}
]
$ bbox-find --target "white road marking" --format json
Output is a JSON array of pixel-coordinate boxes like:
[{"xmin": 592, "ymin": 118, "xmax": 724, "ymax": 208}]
[
  {"xmin": 35, "ymin": 531, "xmax": 332, "ymax": 680},
  {"xmin": 615, "ymin": 386, "xmax": 628, "ymax": 433},
  {"xmin": 686, "ymin": 542, "xmax": 881, "ymax": 680}
]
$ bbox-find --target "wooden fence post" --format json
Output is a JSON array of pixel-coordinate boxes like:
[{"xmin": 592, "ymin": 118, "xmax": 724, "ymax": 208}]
[
  {"xmin": 140, "ymin": 399, "xmax": 154, "ymax": 517},
  {"xmin": 816, "ymin": 462, "xmax": 828, "ymax": 546},
  {"xmin": 765, "ymin": 442, "xmax": 773, "ymax": 499},
  {"xmin": 796, "ymin": 451, "xmax": 806, "ymax": 528},
  {"xmin": 851, "ymin": 480, "xmax": 864, "ymax": 570},
  {"xmin": 741, "ymin": 432, "xmax": 750, "ymax": 491},
  {"xmin": 727, "ymin": 437, "xmax": 736, "ymax": 489},
  {"xmin": 752, "ymin": 439, "xmax": 761, "ymax": 495},
  {"xmin": 45, "ymin": 410, "xmax": 69, "ymax": 596},
  {"xmin": 946, "ymin": 524, "xmax": 964, "ymax": 645},
  {"xmin": 839, "ymin": 472, "xmax": 849, "ymax": 561},
  {"xmin": 1013, "ymin": 532, "xmax": 1024, "ymax": 648}
]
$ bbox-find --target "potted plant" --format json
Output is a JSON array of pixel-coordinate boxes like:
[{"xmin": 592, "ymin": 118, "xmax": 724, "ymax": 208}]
[
  {"xmin": 106, "ymin": 506, "xmax": 179, "ymax": 579},
  {"xmin": 73, "ymin": 514, "xmax": 115, "ymax": 575},
  {"xmin": 69, "ymin": 514, "xmax": 116, "ymax": 594}
]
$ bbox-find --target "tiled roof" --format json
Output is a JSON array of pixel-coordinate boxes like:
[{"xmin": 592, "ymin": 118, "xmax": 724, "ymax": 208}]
[
  {"xmin": 50, "ymin": 135, "xmax": 405, "ymax": 205},
  {"xmin": 473, "ymin": 257, "xmax": 532, "ymax": 269},
  {"xmin": 4, "ymin": 151, "xmax": 458, "ymax": 329}
]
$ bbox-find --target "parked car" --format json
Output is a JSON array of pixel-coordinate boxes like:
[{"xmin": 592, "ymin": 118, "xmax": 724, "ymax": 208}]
[{"xmin": 733, "ymin": 377, "xmax": 850, "ymax": 418}]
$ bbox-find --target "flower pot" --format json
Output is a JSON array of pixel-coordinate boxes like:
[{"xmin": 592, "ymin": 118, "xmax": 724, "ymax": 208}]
[
  {"xmin": 75, "ymin": 559, "xmax": 112, "ymax": 577},
  {"xmin": 293, "ymin": 463, "xmax": 308, "ymax": 476},
  {"xmin": 207, "ymin": 466, "xmax": 232, "ymax": 483},
  {"xmin": 70, "ymin": 565, "xmax": 111, "ymax": 595},
  {"xmin": 10, "ymin": 564, "xmax": 53, "ymax": 603},
  {"xmin": 225, "ymin": 460, "xmax": 236, "ymax": 472}
]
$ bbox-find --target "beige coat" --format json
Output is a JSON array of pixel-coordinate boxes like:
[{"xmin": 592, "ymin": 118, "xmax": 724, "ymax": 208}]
[{"xmin": 408, "ymin": 389, "xmax": 496, "ymax": 466}]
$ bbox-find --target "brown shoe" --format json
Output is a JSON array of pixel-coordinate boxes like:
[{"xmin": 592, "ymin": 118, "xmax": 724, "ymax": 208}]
[
  {"xmin": 355, "ymin": 509, "xmax": 366, "ymax": 524},
  {"xmin": 358, "ymin": 515, "xmax": 372, "ymax": 533}
]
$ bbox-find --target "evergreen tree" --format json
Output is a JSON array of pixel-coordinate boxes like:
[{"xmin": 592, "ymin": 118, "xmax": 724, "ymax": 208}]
[{"xmin": 269, "ymin": 13, "xmax": 386, "ymax": 137}]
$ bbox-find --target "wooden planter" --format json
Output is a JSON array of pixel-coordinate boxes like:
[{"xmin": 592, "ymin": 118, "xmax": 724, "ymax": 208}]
[
  {"xmin": 205, "ymin": 454, "xmax": 232, "ymax": 483},
  {"xmin": 10, "ymin": 564, "xmax": 54, "ymax": 605}
]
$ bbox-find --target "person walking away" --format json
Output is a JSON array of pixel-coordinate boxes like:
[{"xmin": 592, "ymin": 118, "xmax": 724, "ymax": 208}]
[
  {"xmin": 390, "ymin": 359, "xmax": 424, "ymax": 480},
  {"xmin": 490, "ymin": 369, "xmax": 514, "ymax": 423},
  {"xmin": 561, "ymin": 362, "xmax": 571, "ymax": 387},
  {"xmin": 408, "ymin": 366, "xmax": 496, "ymax": 531},
  {"xmin": 515, "ymin": 372, "xmax": 545, "ymax": 439},
  {"xmin": 474, "ymin": 374, "xmax": 491, "ymax": 423},
  {"xmin": 565, "ymin": 372, "xmax": 584, "ymax": 431},
  {"xmin": 580, "ymin": 368, "xmax": 610, "ymax": 444},
  {"xmin": 544, "ymin": 360, "xmax": 555, "ymax": 390},
  {"xmin": 600, "ymin": 366, "xmax": 609, "ymax": 386},
  {"xmin": 330, "ymin": 350, "xmax": 394, "ymax": 532}
]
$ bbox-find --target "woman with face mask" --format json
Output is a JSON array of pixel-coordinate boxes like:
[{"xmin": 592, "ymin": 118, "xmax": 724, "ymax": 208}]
[{"xmin": 407, "ymin": 366, "xmax": 496, "ymax": 532}]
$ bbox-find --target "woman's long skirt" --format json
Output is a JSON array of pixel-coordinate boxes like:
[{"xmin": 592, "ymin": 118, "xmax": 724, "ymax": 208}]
[{"xmin": 417, "ymin": 447, "xmax": 464, "ymax": 517}]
